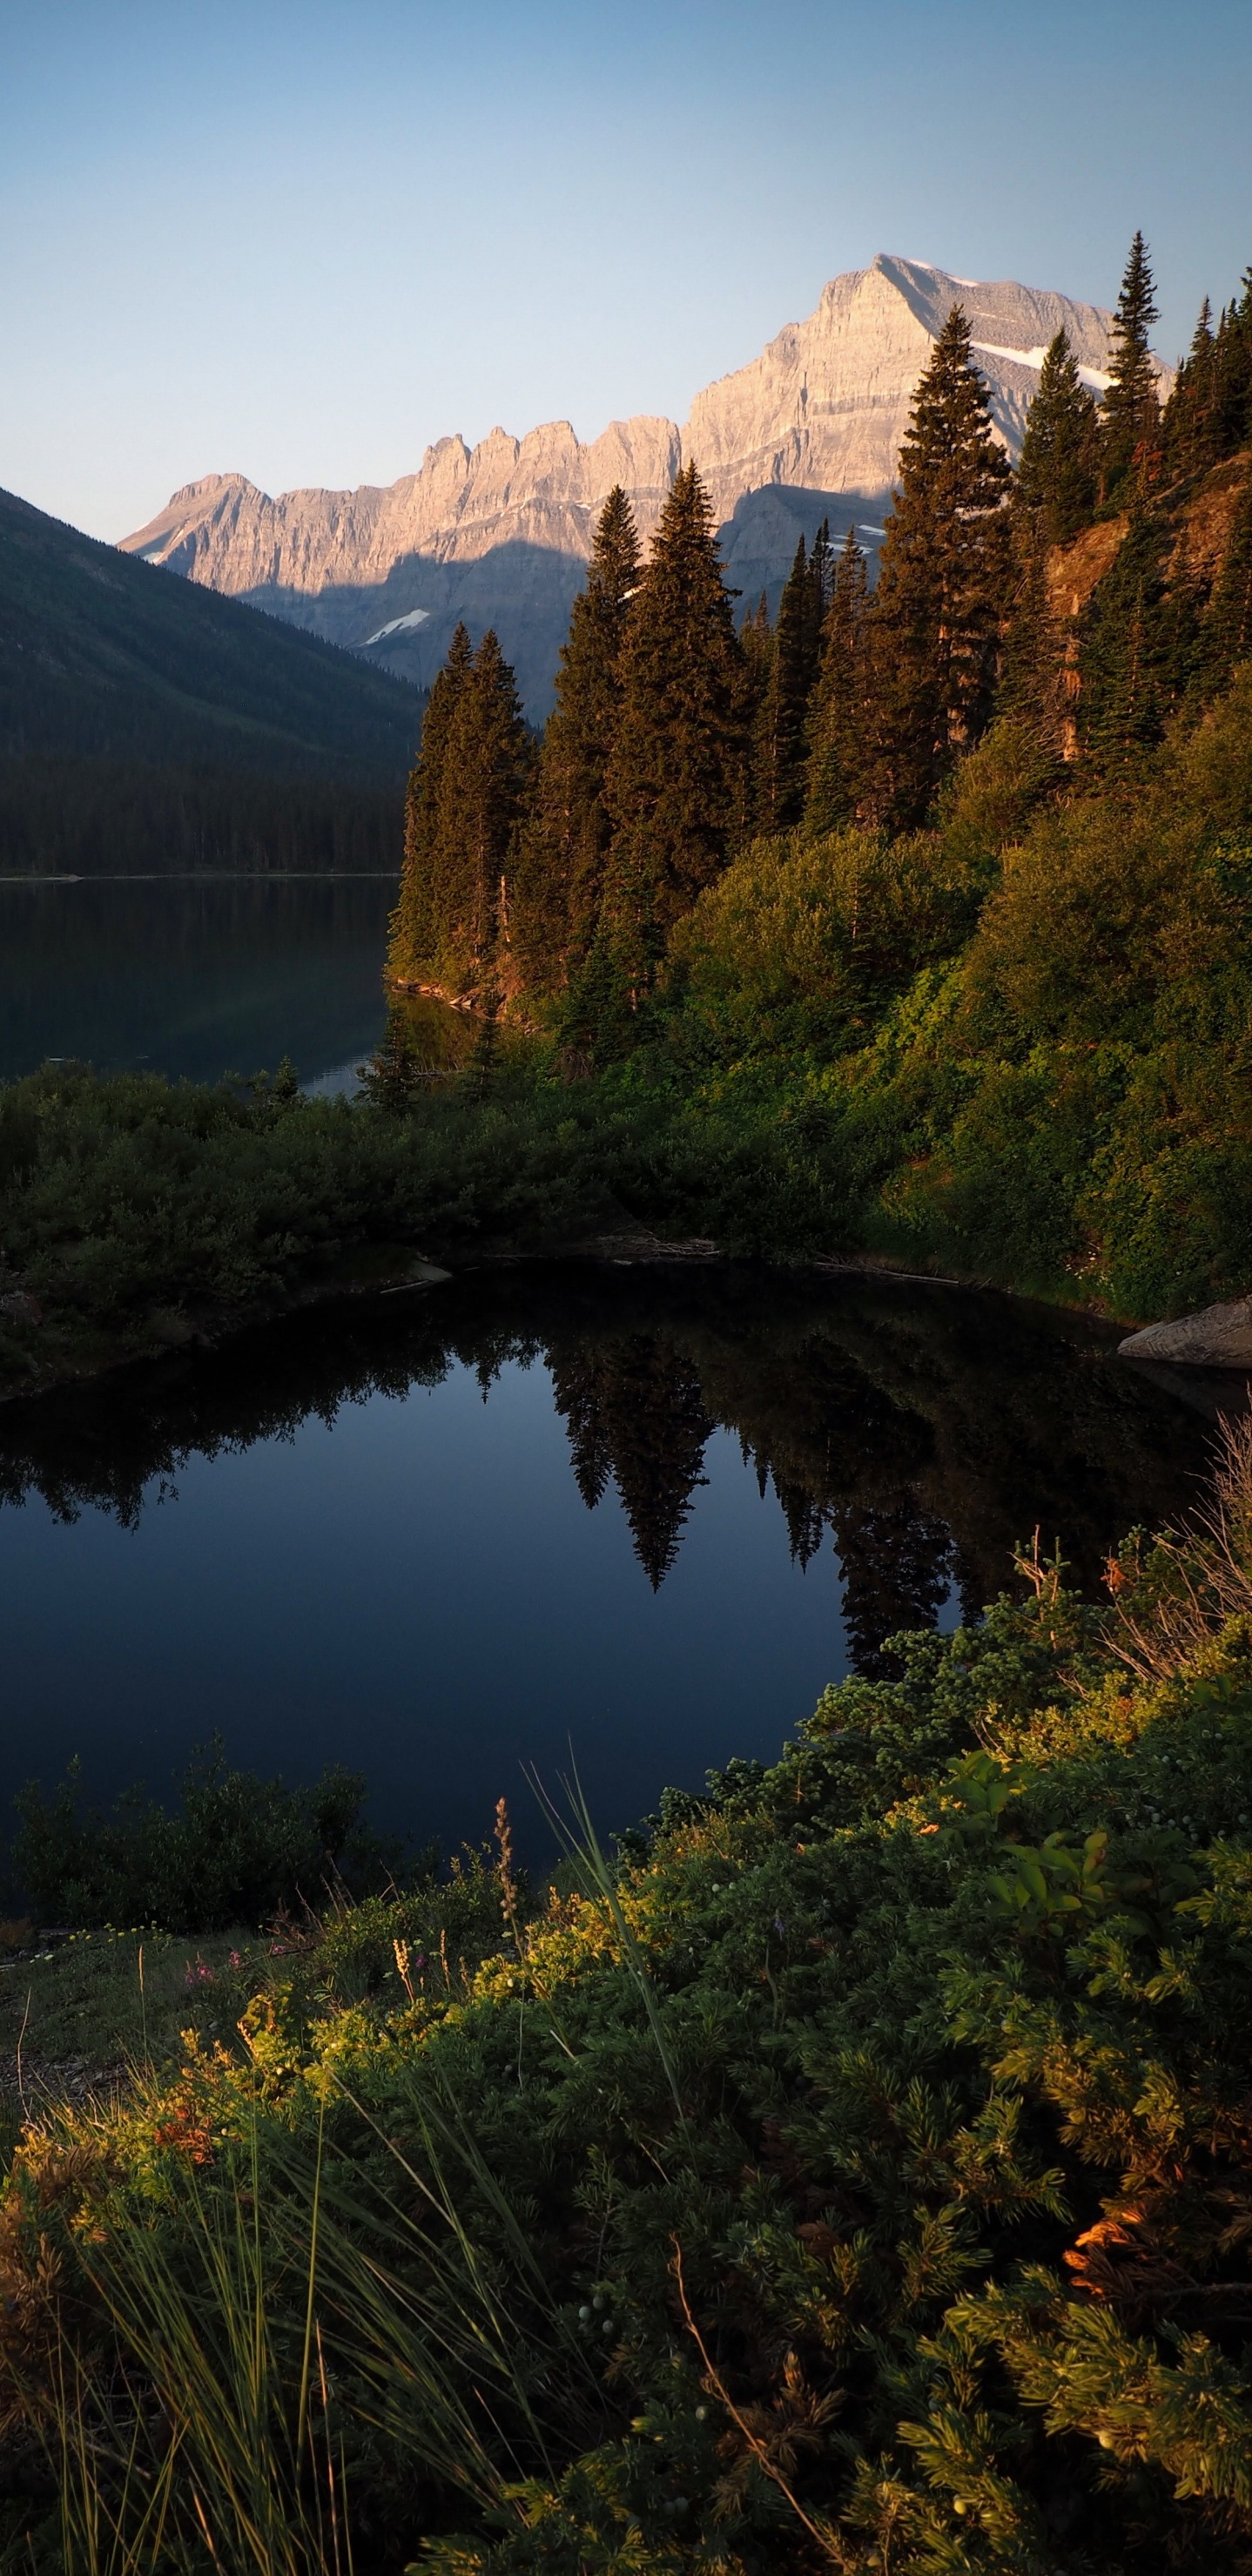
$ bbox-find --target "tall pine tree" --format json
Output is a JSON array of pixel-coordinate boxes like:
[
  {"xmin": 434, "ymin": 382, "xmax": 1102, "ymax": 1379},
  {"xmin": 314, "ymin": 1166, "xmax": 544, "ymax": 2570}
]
[
  {"xmin": 998, "ymin": 535, "xmax": 1067, "ymax": 751},
  {"xmin": 1099, "ymin": 232, "xmax": 1161, "ymax": 507},
  {"xmin": 1163, "ymin": 297, "xmax": 1221, "ymax": 478},
  {"xmin": 861, "ymin": 308, "xmax": 1013, "ymax": 826},
  {"xmin": 429, "ymin": 629, "xmax": 530, "ymax": 993},
  {"xmin": 1206, "ymin": 472, "xmax": 1252, "ymax": 689},
  {"xmin": 1014, "ymin": 330, "xmax": 1098, "ymax": 543},
  {"xmin": 388, "ymin": 621, "xmax": 473, "ymax": 980},
  {"xmin": 602, "ymin": 461, "xmax": 749, "ymax": 948},
  {"xmin": 1079, "ymin": 512, "xmax": 1199, "ymax": 774},
  {"xmin": 1214, "ymin": 270, "xmax": 1252, "ymax": 454},
  {"xmin": 511, "ymin": 487, "xmax": 640, "ymax": 995},
  {"xmin": 805, "ymin": 525, "xmax": 869, "ymax": 830},
  {"xmin": 754, "ymin": 536, "xmax": 825, "ymax": 830}
]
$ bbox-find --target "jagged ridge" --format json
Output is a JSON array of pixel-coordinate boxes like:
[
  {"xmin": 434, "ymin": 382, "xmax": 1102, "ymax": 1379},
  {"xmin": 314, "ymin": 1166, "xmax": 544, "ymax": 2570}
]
[{"xmin": 120, "ymin": 254, "xmax": 1131, "ymax": 715}]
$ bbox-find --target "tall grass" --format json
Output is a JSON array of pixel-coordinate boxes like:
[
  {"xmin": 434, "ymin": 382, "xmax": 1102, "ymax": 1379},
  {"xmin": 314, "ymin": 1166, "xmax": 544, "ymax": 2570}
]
[{"xmin": 14, "ymin": 2047, "xmax": 607, "ymax": 2574}]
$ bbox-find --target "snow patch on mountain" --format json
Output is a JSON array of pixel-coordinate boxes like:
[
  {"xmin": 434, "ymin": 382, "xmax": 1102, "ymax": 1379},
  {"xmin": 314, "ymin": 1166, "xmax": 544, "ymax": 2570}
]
[
  {"xmin": 972, "ymin": 338, "xmax": 1114, "ymax": 392},
  {"xmin": 360, "ymin": 607, "xmax": 432, "ymax": 646}
]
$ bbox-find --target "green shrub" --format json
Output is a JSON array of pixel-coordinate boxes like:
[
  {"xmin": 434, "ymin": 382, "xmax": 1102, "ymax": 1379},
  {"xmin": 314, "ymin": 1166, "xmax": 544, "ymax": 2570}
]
[{"xmin": 12, "ymin": 1743, "xmax": 381, "ymax": 1931}]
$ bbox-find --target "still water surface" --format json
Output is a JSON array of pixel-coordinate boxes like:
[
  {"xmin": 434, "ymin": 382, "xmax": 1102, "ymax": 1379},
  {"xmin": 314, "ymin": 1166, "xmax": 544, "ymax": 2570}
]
[
  {"xmin": 0, "ymin": 1266, "xmax": 1234, "ymax": 1864},
  {"xmin": 0, "ymin": 880, "xmax": 1241, "ymax": 1860},
  {"xmin": 0, "ymin": 874, "xmax": 398, "ymax": 1089}
]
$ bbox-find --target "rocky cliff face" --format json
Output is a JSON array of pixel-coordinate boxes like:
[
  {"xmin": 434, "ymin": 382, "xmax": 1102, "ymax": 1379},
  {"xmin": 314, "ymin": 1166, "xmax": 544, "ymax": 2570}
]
[{"xmin": 119, "ymin": 254, "xmax": 1125, "ymax": 715}]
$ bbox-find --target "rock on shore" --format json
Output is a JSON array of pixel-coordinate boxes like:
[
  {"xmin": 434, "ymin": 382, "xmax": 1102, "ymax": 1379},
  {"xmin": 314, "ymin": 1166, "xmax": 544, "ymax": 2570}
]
[{"xmin": 1120, "ymin": 1298, "xmax": 1252, "ymax": 1368}]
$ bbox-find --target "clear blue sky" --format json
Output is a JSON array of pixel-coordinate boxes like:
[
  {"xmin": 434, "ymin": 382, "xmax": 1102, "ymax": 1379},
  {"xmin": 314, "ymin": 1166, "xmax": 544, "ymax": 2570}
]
[{"xmin": 2, "ymin": 0, "xmax": 1249, "ymax": 542}]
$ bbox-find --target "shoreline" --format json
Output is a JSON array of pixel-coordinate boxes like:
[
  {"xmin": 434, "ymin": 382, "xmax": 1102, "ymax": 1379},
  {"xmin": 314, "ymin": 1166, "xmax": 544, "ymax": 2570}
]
[{"xmin": 0, "ymin": 1229, "xmax": 1175, "ymax": 1417}]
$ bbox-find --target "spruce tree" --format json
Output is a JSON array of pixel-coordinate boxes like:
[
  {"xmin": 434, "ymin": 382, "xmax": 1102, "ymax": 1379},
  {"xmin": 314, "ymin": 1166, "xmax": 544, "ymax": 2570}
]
[
  {"xmin": 603, "ymin": 461, "xmax": 749, "ymax": 949},
  {"xmin": 1205, "ymin": 473, "xmax": 1252, "ymax": 688},
  {"xmin": 556, "ymin": 1332, "xmax": 711, "ymax": 1588},
  {"xmin": 432, "ymin": 629, "xmax": 530, "ymax": 991},
  {"xmin": 1163, "ymin": 297, "xmax": 1219, "ymax": 477},
  {"xmin": 997, "ymin": 533, "xmax": 1067, "ymax": 749},
  {"xmin": 512, "ymin": 488, "xmax": 640, "ymax": 994},
  {"xmin": 388, "ymin": 621, "xmax": 472, "ymax": 979},
  {"xmin": 861, "ymin": 308, "xmax": 1013, "ymax": 826},
  {"xmin": 1014, "ymin": 330, "xmax": 1098, "ymax": 543},
  {"xmin": 1214, "ymin": 270, "xmax": 1252, "ymax": 453},
  {"xmin": 1099, "ymin": 232, "xmax": 1161, "ymax": 506},
  {"xmin": 805, "ymin": 525, "xmax": 869, "ymax": 830},
  {"xmin": 738, "ymin": 592, "xmax": 773, "ymax": 706},
  {"xmin": 1079, "ymin": 512, "xmax": 1199, "ymax": 773},
  {"xmin": 805, "ymin": 520, "xmax": 835, "ymax": 662},
  {"xmin": 755, "ymin": 536, "xmax": 821, "ymax": 830}
]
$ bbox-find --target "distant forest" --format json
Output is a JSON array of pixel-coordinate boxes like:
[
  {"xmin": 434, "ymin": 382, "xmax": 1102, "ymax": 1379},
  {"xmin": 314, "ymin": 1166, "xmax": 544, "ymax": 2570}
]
[
  {"xmin": 0, "ymin": 480, "xmax": 424, "ymax": 873},
  {"xmin": 0, "ymin": 756, "xmax": 404, "ymax": 877}
]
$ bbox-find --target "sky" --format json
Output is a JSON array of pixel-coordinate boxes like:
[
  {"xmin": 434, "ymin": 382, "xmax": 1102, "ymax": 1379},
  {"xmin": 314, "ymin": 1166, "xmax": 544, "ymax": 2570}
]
[{"xmin": 2, "ymin": 0, "xmax": 1250, "ymax": 543}]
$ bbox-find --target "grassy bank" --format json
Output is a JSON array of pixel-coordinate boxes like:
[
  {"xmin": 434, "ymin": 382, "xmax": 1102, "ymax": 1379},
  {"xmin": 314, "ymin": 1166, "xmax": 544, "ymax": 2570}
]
[{"xmin": 3, "ymin": 1429, "xmax": 1252, "ymax": 2568}]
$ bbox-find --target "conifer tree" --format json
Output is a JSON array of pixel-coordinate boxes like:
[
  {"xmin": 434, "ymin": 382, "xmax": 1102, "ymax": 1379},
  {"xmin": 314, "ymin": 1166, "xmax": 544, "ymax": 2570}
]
[
  {"xmin": 738, "ymin": 592, "xmax": 773, "ymax": 704},
  {"xmin": 547, "ymin": 1343, "xmax": 615, "ymax": 1508},
  {"xmin": 997, "ymin": 535, "xmax": 1067, "ymax": 747},
  {"xmin": 512, "ymin": 488, "xmax": 640, "ymax": 994},
  {"xmin": 831, "ymin": 1497, "xmax": 955, "ymax": 1678},
  {"xmin": 1214, "ymin": 270, "xmax": 1252, "ymax": 453},
  {"xmin": 805, "ymin": 525, "xmax": 869, "ymax": 830},
  {"xmin": 603, "ymin": 461, "xmax": 749, "ymax": 950},
  {"xmin": 388, "ymin": 621, "xmax": 472, "ymax": 978},
  {"xmin": 1079, "ymin": 512, "xmax": 1199, "ymax": 773},
  {"xmin": 1163, "ymin": 298, "xmax": 1220, "ymax": 477},
  {"xmin": 1099, "ymin": 232, "xmax": 1161, "ymax": 506},
  {"xmin": 1014, "ymin": 330, "xmax": 1098, "ymax": 543},
  {"xmin": 432, "ymin": 629, "xmax": 530, "ymax": 990},
  {"xmin": 550, "ymin": 1332, "xmax": 711, "ymax": 1588},
  {"xmin": 1205, "ymin": 473, "xmax": 1252, "ymax": 688},
  {"xmin": 805, "ymin": 520, "xmax": 835, "ymax": 661},
  {"xmin": 755, "ymin": 536, "xmax": 822, "ymax": 830},
  {"xmin": 861, "ymin": 308, "xmax": 1013, "ymax": 826}
]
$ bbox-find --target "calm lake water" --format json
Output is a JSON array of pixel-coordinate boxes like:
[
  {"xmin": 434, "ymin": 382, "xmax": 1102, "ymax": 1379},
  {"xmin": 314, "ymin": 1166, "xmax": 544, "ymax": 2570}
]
[
  {"xmin": 0, "ymin": 879, "xmax": 1242, "ymax": 1866},
  {"xmin": 0, "ymin": 1264, "xmax": 1236, "ymax": 1867},
  {"xmin": 0, "ymin": 874, "xmax": 398, "ymax": 1089}
]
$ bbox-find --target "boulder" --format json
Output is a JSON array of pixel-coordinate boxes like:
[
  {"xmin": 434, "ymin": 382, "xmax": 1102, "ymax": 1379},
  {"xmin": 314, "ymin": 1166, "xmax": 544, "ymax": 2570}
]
[{"xmin": 1120, "ymin": 1298, "xmax": 1252, "ymax": 1368}]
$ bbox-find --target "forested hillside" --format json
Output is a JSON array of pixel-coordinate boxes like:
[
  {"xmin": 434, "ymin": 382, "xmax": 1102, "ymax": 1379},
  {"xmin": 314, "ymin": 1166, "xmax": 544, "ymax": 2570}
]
[
  {"xmin": 385, "ymin": 235, "xmax": 1252, "ymax": 1320},
  {"xmin": 0, "ymin": 485, "xmax": 424, "ymax": 872}
]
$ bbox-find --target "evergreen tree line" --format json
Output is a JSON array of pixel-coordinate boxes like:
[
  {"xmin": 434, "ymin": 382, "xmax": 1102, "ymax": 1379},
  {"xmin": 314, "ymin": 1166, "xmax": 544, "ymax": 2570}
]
[
  {"xmin": 389, "ymin": 233, "xmax": 1252, "ymax": 1037},
  {"xmin": 0, "ymin": 755, "xmax": 407, "ymax": 877}
]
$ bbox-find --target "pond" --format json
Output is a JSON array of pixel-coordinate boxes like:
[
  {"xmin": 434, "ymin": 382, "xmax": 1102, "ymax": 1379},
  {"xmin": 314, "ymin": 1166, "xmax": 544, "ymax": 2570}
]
[
  {"xmin": 0, "ymin": 874, "xmax": 399, "ymax": 1090},
  {"xmin": 0, "ymin": 1263, "xmax": 1239, "ymax": 1869}
]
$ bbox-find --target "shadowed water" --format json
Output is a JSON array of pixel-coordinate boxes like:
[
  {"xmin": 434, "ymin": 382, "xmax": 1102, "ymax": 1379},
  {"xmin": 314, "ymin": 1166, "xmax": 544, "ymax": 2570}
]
[
  {"xmin": 0, "ymin": 1264, "xmax": 1235, "ymax": 1865},
  {"xmin": 0, "ymin": 875, "xmax": 399, "ymax": 1089}
]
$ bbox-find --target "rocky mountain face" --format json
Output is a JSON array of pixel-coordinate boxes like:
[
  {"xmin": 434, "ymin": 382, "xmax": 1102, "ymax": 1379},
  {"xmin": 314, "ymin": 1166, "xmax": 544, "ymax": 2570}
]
[{"xmin": 120, "ymin": 254, "xmax": 1124, "ymax": 716}]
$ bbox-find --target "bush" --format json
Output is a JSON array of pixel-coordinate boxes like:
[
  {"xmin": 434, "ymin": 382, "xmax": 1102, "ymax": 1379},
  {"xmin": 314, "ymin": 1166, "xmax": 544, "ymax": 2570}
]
[{"xmin": 12, "ymin": 1743, "xmax": 380, "ymax": 1930}]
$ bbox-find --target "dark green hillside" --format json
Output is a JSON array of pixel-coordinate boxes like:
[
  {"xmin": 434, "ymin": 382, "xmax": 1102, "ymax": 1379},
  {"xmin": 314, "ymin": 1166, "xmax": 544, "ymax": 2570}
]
[
  {"xmin": 0, "ymin": 483, "xmax": 424, "ymax": 873},
  {"xmin": 0, "ymin": 485, "xmax": 421, "ymax": 779}
]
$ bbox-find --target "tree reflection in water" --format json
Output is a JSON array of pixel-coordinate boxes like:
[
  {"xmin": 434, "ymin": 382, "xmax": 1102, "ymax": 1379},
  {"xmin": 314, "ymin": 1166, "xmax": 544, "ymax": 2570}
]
[{"xmin": 0, "ymin": 1263, "xmax": 1239, "ymax": 1674}]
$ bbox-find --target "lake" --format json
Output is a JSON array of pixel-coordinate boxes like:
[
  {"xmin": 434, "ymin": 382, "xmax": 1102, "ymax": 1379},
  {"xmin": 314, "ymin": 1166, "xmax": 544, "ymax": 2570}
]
[
  {"xmin": 0, "ymin": 873, "xmax": 398, "ymax": 1091},
  {"xmin": 0, "ymin": 877, "xmax": 1242, "ymax": 1869},
  {"xmin": 0, "ymin": 1262, "xmax": 1236, "ymax": 1868}
]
